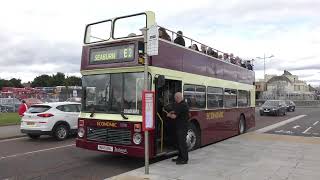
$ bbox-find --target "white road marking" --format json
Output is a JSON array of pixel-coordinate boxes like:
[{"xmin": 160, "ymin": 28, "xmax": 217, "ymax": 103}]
[
  {"xmin": 293, "ymin": 125, "xmax": 300, "ymax": 129},
  {"xmin": 0, "ymin": 137, "xmax": 28, "ymax": 143},
  {"xmin": 256, "ymin": 115, "xmax": 307, "ymax": 133},
  {"xmin": 302, "ymin": 127, "xmax": 312, "ymax": 134},
  {"xmin": 313, "ymin": 121, "xmax": 319, "ymax": 126},
  {"xmin": 0, "ymin": 144, "xmax": 75, "ymax": 160}
]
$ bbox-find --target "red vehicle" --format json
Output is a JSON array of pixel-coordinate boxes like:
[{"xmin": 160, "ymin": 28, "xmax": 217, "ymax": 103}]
[{"xmin": 76, "ymin": 11, "xmax": 255, "ymax": 158}]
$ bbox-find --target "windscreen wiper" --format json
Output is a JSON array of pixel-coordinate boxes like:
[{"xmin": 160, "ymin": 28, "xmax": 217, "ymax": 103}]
[
  {"xmin": 90, "ymin": 105, "xmax": 95, "ymax": 118},
  {"xmin": 121, "ymin": 111, "xmax": 129, "ymax": 120}
]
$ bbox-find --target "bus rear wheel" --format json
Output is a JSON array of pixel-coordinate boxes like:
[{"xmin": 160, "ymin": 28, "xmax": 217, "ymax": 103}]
[
  {"xmin": 239, "ymin": 115, "xmax": 246, "ymax": 134},
  {"xmin": 186, "ymin": 123, "xmax": 200, "ymax": 151}
]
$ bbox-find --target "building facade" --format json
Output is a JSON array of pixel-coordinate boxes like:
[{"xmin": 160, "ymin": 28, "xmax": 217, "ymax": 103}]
[{"xmin": 256, "ymin": 70, "xmax": 315, "ymax": 100}]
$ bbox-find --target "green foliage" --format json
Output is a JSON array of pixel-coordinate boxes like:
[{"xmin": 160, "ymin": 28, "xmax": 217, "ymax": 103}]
[
  {"xmin": 0, "ymin": 112, "xmax": 21, "ymax": 126},
  {"xmin": 31, "ymin": 72, "xmax": 81, "ymax": 87},
  {"xmin": 0, "ymin": 78, "xmax": 23, "ymax": 90},
  {"xmin": 64, "ymin": 76, "xmax": 82, "ymax": 86}
]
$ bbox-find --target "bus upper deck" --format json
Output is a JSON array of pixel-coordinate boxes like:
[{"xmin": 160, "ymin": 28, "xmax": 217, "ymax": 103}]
[{"xmin": 80, "ymin": 11, "xmax": 254, "ymax": 85}]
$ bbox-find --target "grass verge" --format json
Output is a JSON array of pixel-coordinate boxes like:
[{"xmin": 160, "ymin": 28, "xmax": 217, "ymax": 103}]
[{"xmin": 0, "ymin": 112, "xmax": 21, "ymax": 126}]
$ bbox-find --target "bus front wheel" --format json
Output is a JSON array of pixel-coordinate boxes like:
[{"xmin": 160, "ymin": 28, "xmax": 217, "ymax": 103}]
[{"xmin": 186, "ymin": 123, "xmax": 200, "ymax": 151}]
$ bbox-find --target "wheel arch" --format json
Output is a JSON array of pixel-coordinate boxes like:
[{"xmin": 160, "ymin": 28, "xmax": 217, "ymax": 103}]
[
  {"xmin": 190, "ymin": 118, "xmax": 202, "ymax": 145},
  {"xmin": 52, "ymin": 121, "xmax": 71, "ymax": 131}
]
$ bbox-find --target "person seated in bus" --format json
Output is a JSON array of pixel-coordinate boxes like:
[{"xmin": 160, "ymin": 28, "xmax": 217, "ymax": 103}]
[
  {"xmin": 191, "ymin": 44, "xmax": 199, "ymax": 51},
  {"xmin": 128, "ymin": 33, "xmax": 136, "ymax": 37},
  {"xmin": 174, "ymin": 31, "xmax": 185, "ymax": 46},
  {"xmin": 158, "ymin": 27, "xmax": 171, "ymax": 41},
  {"xmin": 200, "ymin": 45, "xmax": 207, "ymax": 54},
  {"xmin": 240, "ymin": 60, "xmax": 247, "ymax": 68},
  {"xmin": 235, "ymin": 56, "xmax": 241, "ymax": 66},
  {"xmin": 246, "ymin": 60, "xmax": 253, "ymax": 70},
  {"xmin": 212, "ymin": 50, "xmax": 218, "ymax": 58},
  {"xmin": 230, "ymin": 53, "xmax": 236, "ymax": 64},
  {"xmin": 206, "ymin": 47, "xmax": 214, "ymax": 56},
  {"xmin": 223, "ymin": 53, "xmax": 230, "ymax": 62}
]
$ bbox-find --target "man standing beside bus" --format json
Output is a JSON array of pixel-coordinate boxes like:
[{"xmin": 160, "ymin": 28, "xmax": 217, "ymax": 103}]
[{"xmin": 167, "ymin": 92, "xmax": 189, "ymax": 165}]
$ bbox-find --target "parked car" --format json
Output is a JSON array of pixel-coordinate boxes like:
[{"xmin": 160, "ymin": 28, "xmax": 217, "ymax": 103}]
[
  {"xmin": 285, "ymin": 100, "xmax": 296, "ymax": 112},
  {"xmin": 259, "ymin": 100, "xmax": 287, "ymax": 116},
  {"xmin": 20, "ymin": 102, "xmax": 81, "ymax": 140}
]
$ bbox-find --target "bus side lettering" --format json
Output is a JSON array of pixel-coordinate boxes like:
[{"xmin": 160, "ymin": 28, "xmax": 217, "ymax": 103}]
[{"xmin": 206, "ymin": 112, "xmax": 224, "ymax": 120}]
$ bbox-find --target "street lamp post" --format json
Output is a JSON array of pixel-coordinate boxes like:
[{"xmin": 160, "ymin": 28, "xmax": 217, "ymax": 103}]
[{"xmin": 256, "ymin": 54, "xmax": 274, "ymax": 81}]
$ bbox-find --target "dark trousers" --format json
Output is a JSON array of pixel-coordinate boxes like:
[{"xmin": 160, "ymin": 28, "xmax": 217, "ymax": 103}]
[{"xmin": 176, "ymin": 129, "xmax": 188, "ymax": 162}]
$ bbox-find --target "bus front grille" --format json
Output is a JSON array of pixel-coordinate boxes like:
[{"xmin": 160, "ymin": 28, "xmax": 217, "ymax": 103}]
[{"xmin": 86, "ymin": 127, "xmax": 132, "ymax": 145}]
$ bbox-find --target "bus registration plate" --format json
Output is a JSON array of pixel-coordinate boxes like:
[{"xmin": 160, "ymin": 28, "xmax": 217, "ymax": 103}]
[{"xmin": 98, "ymin": 145, "xmax": 113, "ymax": 152}]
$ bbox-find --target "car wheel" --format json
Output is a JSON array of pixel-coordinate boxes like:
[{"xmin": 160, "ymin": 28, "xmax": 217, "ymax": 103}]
[
  {"xmin": 54, "ymin": 124, "xmax": 69, "ymax": 141},
  {"xmin": 186, "ymin": 123, "xmax": 200, "ymax": 151},
  {"xmin": 239, "ymin": 115, "xmax": 246, "ymax": 134},
  {"xmin": 260, "ymin": 112, "xmax": 264, "ymax": 116},
  {"xmin": 27, "ymin": 134, "xmax": 40, "ymax": 139},
  {"xmin": 283, "ymin": 110, "xmax": 286, "ymax": 116}
]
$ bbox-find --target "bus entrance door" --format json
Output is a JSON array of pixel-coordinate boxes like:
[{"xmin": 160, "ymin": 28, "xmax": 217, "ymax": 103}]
[{"xmin": 155, "ymin": 77, "xmax": 181, "ymax": 155}]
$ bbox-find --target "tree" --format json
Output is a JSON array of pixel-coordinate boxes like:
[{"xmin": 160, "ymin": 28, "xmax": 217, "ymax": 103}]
[
  {"xmin": 31, "ymin": 75, "xmax": 51, "ymax": 87},
  {"xmin": 64, "ymin": 76, "xmax": 81, "ymax": 86},
  {"xmin": 9, "ymin": 78, "xmax": 23, "ymax": 88},
  {"xmin": 51, "ymin": 72, "xmax": 65, "ymax": 86}
]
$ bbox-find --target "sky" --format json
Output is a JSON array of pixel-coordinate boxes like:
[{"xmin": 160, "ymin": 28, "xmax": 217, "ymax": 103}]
[{"xmin": 0, "ymin": 0, "xmax": 319, "ymax": 86}]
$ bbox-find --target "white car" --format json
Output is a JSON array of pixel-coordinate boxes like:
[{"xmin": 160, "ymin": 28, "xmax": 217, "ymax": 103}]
[{"xmin": 20, "ymin": 102, "xmax": 81, "ymax": 140}]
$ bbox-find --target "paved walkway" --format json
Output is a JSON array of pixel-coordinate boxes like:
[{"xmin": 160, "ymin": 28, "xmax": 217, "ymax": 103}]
[
  {"xmin": 0, "ymin": 125, "xmax": 24, "ymax": 140},
  {"xmin": 107, "ymin": 132, "xmax": 320, "ymax": 180}
]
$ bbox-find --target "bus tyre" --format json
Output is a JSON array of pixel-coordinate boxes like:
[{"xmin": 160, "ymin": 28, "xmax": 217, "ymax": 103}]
[
  {"xmin": 186, "ymin": 123, "xmax": 200, "ymax": 151},
  {"xmin": 238, "ymin": 115, "xmax": 246, "ymax": 134},
  {"xmin": 54, "ymin": 124, "xmax": 69, "ymax": 141},
  {"xmin": 28, "ymin": 134, "xmax": 40, "ymax": 139}
]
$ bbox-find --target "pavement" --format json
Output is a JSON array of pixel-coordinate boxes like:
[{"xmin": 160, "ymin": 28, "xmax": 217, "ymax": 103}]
[
  {"xmin": 0, "ymin": 125, "xmax": 25, "ymax": 140},
  {"xmin": 108, "ymin": 114, "xmax": 320, "ymax": 180}
]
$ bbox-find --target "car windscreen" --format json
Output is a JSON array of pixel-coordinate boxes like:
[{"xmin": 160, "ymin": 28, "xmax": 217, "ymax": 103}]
[
  {"xmin": 27, "ymin": 105, "xmax": 51, "ymax": 113},
  {"xmin": 263, "ymin": 101, "xmax": 279, "ymax": 106}
]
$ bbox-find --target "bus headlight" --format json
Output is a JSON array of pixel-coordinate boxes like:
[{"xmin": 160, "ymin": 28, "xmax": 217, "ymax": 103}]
[
  {"xmin": 133, "ymin": 133, "xmax": 142, "ymax": 145},
  {"xmin": 78, "ymin": 127, "xmax": 85, "ymax": 138}
]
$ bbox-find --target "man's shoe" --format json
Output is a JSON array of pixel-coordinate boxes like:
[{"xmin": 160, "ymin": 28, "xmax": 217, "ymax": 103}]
[
  {"xmin": 176, "ymin": 160, "xmax": 188, "ymax": 165},
  {"xmin": 172, "ymin": 158, "xmax": 180, "ymax": 162}
]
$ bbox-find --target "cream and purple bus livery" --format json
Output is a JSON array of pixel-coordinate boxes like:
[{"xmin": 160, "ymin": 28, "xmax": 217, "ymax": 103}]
[{"xmin": 76, "ymin": 11, "xmax": 255, "ymax": 158}]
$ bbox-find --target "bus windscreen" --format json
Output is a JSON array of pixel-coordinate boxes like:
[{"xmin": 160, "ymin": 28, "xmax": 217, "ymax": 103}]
[{"xmin": 85, "ymin": 20, "xmax": 111, "ymax": 44}]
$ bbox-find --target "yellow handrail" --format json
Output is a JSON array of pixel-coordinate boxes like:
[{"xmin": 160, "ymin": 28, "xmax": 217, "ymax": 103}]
[{"xmin": 156, "ymin": 112, "xmax": 164, "ymax": 152}]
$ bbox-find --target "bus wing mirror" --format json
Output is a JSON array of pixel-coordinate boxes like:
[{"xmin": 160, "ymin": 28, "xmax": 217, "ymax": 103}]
[{"xmin": 157, "ymin": 75, "xmax": 165, "ymax": 88}]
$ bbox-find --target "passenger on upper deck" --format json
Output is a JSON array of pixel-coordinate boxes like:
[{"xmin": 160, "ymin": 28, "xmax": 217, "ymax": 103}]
[
  {"xmin": 128, "ymin": 33, "xmax": 137, "ymax": 37},
  {"xmin": 223, "ymin": 53, "xmax": 230, "ymax": 62},
  {"xmin": 235, "ymin": 56, "xmax": 241, "ymax": 66},
  {"xmin": 230, "ymin": 53, "xmax": 236, "ymax": 64},
  {"xmin": 213, "ymin": 51, "xmax": 219, "ymax": 58},
  {"xmin": 159, "ymin": 27, "xmax": 171, "ymax": 41},
  {"xmin": 246, "ymin": 60, "xmax": 253, "ymax": 70},
  {"xmin": 191, "ymin": 44, "xmax": 199, "ymax": 51},
  {"xmin": 200, "ymin": 45, "xmax": 207, "ymax": 54},
  {"xmin": 174, "ymin": 31, "xmax": 185, "ymax": 47},
  {"xmin": 207, "ymin": 47, "xmax": 214, "ymax": 56}
]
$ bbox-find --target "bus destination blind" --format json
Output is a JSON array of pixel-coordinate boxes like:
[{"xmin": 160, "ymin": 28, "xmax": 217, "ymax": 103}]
[{"xmin": 90, "ymin": 44, "xmax": 135, "ymax": 64}]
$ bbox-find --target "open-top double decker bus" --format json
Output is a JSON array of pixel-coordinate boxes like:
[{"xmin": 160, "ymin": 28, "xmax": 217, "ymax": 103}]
[{"xmin": 76, "ymin": 11, "xmax": 255, "ymax": 158}]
